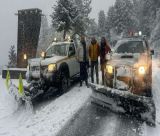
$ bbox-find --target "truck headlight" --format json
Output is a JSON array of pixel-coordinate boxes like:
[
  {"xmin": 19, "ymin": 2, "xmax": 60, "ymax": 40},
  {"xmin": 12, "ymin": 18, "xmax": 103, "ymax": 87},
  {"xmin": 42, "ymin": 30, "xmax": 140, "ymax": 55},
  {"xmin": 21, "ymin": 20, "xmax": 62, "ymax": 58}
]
[
  {"xmin": 106, "ymin": 65, "xmax": 113, "ymax": 74},
  {"xmin": 138, "ymin": 66, "xmax": 145, "ymax": 75},
  {"xmin": 48, "ymin": 64, "xmax": 56, "ymax": 72}
]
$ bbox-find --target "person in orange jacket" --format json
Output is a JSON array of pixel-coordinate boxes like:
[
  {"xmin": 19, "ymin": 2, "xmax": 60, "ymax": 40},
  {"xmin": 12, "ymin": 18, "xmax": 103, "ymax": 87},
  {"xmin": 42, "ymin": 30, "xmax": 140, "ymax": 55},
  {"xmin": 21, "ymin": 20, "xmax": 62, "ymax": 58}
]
[
  {"xmin": 89, "ymin": 37, "xmax": 100, "ymax": 84},
  {"xmin": 100, "ymin": 37, "xmax": 111, "ymax": 85}
]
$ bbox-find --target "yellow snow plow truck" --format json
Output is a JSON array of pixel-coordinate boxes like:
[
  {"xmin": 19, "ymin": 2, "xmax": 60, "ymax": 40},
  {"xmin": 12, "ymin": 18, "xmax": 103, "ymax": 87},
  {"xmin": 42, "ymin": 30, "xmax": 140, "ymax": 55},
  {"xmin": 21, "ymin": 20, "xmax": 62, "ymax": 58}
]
[{"xmin": 89, "ymin": 36, "xmax": 156, "ymax": 126}]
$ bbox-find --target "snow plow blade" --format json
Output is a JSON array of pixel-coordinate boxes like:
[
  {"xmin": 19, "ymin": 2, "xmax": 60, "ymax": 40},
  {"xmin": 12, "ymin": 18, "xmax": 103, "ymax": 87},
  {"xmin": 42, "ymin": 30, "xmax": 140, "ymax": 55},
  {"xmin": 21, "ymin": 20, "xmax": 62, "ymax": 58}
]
[
  {"xmin": 89, "ymin": 83, "xmax": 156, "ymax": 126},
  {"xmin": 23, "ymin": 80, "xmax": 58, "ymax": 102},
  {"xmin": 9, "ymin": 84, "xmax": 33, "ymax": 111},
  {"xmin": 9, "ymin": 81, "xmax": 45, "ymax": 107}
]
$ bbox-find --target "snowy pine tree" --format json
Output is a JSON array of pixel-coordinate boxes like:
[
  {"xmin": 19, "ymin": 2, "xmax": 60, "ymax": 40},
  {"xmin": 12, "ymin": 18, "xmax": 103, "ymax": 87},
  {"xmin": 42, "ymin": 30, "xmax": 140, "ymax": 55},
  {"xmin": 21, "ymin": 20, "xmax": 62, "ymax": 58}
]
[
  {"xmin": 105, "ymin": 6, "xmax": 116, "ymax": 41},
  {"xmin": 154, "ymin": 0, "xmax": 160, "ymax": 8},
  {"xmin": 114, "ymin": 0, "xmax": 136, "ymax": 35},
  {"xmin": 150, "ymin": 9, "xmax": 160, "ymax": 49},
  {"xmin": 8, "ymin": 45, "xmax": 17, "ymax": 68},
  {"xmin": 37, "ymin": 16, "xmax": 50, "ymax": 57},
  {"xmin": 105, "ymin": 0, "xmax": 136, "ymax": 43},
  {"xmin": 98, "ymin": 10, "xmax": 106, "ymax": 36},
  {"xmin": 72, "ymin": 0, "xmax": 92, "ymax": 36},
  {"xmin": 74, "ymin": 0, "xmax": 92, "ymax": 17},
  {"xmin": 51, "ymin": 0, "xmax": 79, "ymax": 39},
  {"xmin": 87, "ymin": 18, "xmax": 98, "ymax": 36},
  {"xmin": 139, "ymin": 0, "xmax": 156, "ymax": 36}
]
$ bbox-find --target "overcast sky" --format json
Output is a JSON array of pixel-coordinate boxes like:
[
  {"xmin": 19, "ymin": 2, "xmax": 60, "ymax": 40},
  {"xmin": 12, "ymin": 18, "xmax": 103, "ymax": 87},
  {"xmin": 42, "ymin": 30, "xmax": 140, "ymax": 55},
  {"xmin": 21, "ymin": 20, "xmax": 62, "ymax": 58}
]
[{"xmin": 0, "ymin": 0, "xmax": 115, "ymax": 66}]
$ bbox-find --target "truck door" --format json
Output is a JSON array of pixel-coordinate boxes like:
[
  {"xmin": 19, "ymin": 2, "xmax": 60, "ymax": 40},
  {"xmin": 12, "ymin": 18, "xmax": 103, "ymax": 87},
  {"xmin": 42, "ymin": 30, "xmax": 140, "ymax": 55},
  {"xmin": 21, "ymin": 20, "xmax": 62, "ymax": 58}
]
[{"xmin": 67, "ymin": 43, "xmax": 80, "ymax": 77}]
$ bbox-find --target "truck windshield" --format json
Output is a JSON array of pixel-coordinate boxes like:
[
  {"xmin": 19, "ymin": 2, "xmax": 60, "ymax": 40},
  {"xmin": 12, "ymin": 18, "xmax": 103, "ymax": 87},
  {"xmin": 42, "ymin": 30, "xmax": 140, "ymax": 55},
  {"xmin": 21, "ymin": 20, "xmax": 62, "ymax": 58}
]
[
  {"xmin": 46, "ymin": 44, "xmax": 68, "ymax": 56},
  {"xmin": 115, "ymin": 41, "xmax": 145, "ymax": 54}
]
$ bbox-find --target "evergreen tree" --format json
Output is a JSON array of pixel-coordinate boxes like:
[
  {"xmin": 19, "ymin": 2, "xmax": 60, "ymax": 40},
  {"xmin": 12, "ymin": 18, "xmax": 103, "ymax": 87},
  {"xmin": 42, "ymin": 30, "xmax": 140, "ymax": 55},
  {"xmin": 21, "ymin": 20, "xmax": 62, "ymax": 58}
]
[
  {"xmin": 87, "ymin": 18, "xmax": 98, "ymax": 36},
  {"xmin": 105, "ymin": 0, "xmax": 160, "ymax": 41},
  {"xmin": 51, "ymin": 0, "xmax": 78, "ymax": 39},
  {"xmin": 140, "ymin": 0, "xmax": 156, "ymax": 36},
  {"xmin": 37, "ymin": 16, "xmax": 50, "ymax": 57},
  {"xmin": 131, "ymin": 0, "xmax": 160, "ymax": 37},
  {"xmin": 105, "ymin": 6, "xmax": 116, "ymax": 40},
  {"xmin": 70, "ymin": 0, "xmax": 92, "ymax": 36},
  {"xmin": 105, "ymin": 0, "xmax": 136, "ymax": 37},
  {"xmin": 8, "ymin": 45, "xmax": 17, "ymax": 68},
  {"xmin": 113, "ymin": 0, "xmax": 136, "ymax": 35},
  {"xmin": 74, "ymin": 0, "xmax": 92, "ymax": 17},
  {"xmin": 150, "ymin": 9, "xmax": 160, "ymax": 48},
  {"xmin": 98, "ymin": 10, "xmax": 106, "ymax": 36},
  {"xmin": 106, "ymin": 6, "xmax": 116, "ymax": 30},
  {"xmin": 154, "ymin": 0, "xmax": 160, "ymax": 8}
]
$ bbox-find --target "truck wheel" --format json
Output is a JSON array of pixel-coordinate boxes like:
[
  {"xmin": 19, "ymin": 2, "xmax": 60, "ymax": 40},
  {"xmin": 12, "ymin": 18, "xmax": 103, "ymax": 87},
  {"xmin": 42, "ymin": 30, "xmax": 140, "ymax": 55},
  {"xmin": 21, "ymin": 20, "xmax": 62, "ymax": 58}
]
[{"xmin": 60, "ymin": 73, "xmax": 69, "ymax": 93}]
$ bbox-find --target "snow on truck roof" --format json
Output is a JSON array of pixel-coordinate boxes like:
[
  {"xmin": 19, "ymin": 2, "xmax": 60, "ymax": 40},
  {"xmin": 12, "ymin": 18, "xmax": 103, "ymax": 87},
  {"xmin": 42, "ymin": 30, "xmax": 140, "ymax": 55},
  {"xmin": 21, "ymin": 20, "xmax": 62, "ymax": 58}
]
[
  {"xmin": 121, "ymin": 35, "xmax": 147, "ymax": 41},
  {"xmin": 120, "ymin": 37, "xmax": 144, "ymax": 41},
  {"xmin": 117, "ymin": 38, "xmax": 143, "ymax": 44},
  {"xmin": 47, "ymin": 41, "xmax": 73, "ymax": 51}
]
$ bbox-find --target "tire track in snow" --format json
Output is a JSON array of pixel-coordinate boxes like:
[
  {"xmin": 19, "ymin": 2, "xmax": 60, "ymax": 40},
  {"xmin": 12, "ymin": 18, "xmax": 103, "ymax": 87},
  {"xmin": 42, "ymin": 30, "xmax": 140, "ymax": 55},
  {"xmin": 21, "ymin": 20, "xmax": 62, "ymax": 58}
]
[{"xmin": 57, "ymin": 99, "xmax": 144, "ymax": 136}]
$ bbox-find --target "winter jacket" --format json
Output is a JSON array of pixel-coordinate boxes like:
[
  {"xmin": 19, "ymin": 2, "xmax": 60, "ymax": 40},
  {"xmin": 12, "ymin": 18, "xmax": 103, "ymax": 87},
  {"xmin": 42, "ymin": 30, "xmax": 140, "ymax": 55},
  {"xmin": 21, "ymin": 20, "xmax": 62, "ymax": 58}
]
[
  {"xmin": 89, "ymin": 43, "xmax": 100, "ymax": 61},
  {"xmin": 100, "ymin": 42, "xmax": 111, "ymax": 64},
  {"xmin": 76, "ymin": 45, "xmax": 89, "ymax": 62}
]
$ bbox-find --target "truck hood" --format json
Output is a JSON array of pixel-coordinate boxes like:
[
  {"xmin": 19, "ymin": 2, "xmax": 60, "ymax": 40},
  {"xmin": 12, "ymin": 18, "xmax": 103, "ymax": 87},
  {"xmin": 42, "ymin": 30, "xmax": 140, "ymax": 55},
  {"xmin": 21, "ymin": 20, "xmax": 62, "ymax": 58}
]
[
  {"xmin": 108, "ymin": 53, "xmax": 147, "ymax": 67},
  {"xmin": 41, "ymin": 56, "xmax": 67, "ymax": 66},
  {"xmin": 108, "ymin": 59, "xmax": 137, "ymax": 67}
]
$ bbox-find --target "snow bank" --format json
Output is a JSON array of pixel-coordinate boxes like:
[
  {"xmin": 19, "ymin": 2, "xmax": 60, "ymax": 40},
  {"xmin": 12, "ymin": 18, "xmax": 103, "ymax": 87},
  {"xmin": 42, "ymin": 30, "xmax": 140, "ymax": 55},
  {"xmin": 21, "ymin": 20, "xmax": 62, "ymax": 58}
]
[
  {"xmin": 0, "ymin": 76, "xmax": 91, "ymax": 136},
  {"xmin": 19, "ymin": 86, "xmax": 91, "ymax": 136},
  {"xmin": 144, "ymin": 60, "xmax": 160, "ymax": 136}
]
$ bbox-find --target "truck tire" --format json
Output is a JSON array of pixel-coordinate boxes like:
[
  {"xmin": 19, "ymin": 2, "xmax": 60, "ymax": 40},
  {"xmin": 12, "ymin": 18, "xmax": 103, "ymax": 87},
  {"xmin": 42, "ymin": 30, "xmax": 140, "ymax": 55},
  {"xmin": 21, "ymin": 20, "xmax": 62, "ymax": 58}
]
[{"xmin": 59, "ymin": 72, "xmax": 69, "ymax": 93}]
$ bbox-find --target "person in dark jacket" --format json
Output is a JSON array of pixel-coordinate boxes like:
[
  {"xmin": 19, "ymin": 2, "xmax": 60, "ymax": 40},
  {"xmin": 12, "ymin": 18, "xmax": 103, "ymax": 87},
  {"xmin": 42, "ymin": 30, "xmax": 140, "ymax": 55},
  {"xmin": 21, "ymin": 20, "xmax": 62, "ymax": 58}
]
[
  {"xmin": 76, "ymin": 36, "xmax": 89, "ymax": 87},
  {"xmin": 100, "ymin": 37, "xmax": 111, "ymax": 85},
  {"xmin": 89, "ymin": 37, "xmax": 100, "ymax": 84}
]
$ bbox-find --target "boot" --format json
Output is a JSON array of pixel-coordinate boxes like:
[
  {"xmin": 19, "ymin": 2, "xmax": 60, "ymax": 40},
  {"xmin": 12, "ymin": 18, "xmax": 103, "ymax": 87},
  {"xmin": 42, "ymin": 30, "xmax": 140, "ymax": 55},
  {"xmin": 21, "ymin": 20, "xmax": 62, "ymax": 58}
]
[
  {"xmin": 85, "ymin": 80, "xmax": 89, "ymax": 88},
  {"xmin": 80, "ymin": 81, "xmax": 82, "ymax": 87}
]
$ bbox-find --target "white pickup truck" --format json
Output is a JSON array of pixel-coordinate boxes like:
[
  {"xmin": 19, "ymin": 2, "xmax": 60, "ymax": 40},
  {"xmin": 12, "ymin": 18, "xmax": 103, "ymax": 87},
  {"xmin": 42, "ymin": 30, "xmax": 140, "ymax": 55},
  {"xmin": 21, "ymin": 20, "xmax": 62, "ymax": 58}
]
[{"xmin": 26, "ymin": 41, "xmax": 80, "ymax": 93}]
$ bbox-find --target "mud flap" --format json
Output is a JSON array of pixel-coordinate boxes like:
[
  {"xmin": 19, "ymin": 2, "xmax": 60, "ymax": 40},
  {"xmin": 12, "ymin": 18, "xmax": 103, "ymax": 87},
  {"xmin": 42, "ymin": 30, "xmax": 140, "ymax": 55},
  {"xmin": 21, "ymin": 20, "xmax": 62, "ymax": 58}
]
[{"xmin": 89, "ymin": 83, "xmax": 156, "ymax": 126}]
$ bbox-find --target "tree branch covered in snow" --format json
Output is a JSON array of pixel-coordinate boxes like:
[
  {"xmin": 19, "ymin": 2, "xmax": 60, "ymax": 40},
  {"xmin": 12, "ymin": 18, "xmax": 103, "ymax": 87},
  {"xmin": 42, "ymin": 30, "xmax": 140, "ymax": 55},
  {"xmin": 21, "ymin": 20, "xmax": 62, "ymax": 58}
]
[
  {"xmin": 8, "ymin": 45, "xmax": 17, "ymax": 68},
  {"xmin": 51, "ymin": 0, "xmax": 92, "ymax": 39}
]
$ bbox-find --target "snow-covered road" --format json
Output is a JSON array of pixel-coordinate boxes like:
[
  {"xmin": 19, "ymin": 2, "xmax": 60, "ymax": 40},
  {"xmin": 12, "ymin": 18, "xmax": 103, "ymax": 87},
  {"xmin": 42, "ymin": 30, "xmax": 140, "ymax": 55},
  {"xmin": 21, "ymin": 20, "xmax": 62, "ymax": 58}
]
[
  {"xmin": 0, "ymin": 78, "xmax": 91, "ymax": 136},
  {"xmin": 0, "ymin": 60, "xmax": 160, "ymax": 136},
  {"xmin": 57, "ymin": 101, "xmax": 144, "ymax": 136}
]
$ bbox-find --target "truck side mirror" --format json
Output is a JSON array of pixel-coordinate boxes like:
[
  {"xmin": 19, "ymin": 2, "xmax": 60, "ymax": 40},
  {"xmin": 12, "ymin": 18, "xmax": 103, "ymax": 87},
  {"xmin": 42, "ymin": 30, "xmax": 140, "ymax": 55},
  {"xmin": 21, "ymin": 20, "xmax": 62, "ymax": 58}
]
[{"xmin": 151, "ymin": 50, "xmax": 154, "ymax": 55}]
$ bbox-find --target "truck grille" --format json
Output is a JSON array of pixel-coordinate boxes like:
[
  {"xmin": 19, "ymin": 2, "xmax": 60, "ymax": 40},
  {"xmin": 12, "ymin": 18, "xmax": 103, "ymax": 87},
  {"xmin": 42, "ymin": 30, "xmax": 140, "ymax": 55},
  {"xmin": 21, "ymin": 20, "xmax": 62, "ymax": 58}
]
[
  {"xmin": 41, "ymin": 66, "xmax": 47, "ymax": 72},
  {"xmin": 31, "ymin": 66, "xmax": 40, "ymax": 72},
  {"xmin": 114, "ymin": 66, "xmax": 133, "ymax": 90},
  {"xmin": 116, "ymin": 66, "xmax": 132, "ymax": 77}
]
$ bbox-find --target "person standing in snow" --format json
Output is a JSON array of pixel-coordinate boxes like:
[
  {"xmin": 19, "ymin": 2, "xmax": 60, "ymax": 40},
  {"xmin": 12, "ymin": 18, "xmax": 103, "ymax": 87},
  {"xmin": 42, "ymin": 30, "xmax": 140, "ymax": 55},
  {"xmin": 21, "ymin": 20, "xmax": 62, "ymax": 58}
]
[
  {"xmin": 89, "ymin": 37, "xmax": 100, "ymax": 84},
  {"xmin": 76, "ymin": 36, "xmax": 89, "ymax": 87},
  {"xmin": 100, "ymin": 37, "xmax": 111, "ymax": 85}
]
